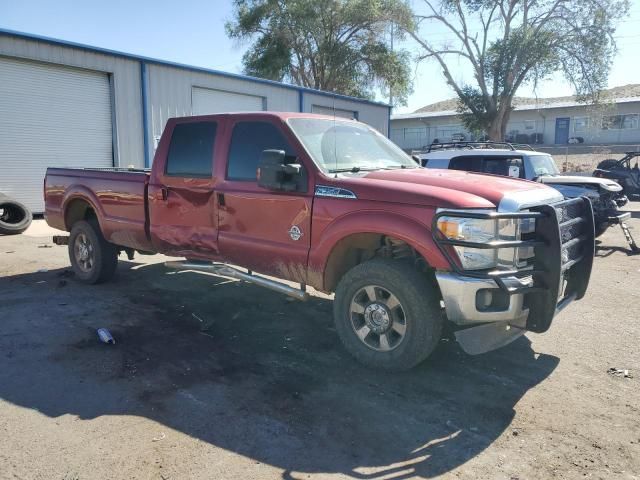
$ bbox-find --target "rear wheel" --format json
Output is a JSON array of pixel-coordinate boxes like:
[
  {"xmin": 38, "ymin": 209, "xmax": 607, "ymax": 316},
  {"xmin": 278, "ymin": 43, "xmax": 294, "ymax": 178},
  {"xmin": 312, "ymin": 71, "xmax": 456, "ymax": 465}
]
[
  {"xmin": 68, "ymin": 220, "xmax": 118, "ymax": 284},
  {"xmin": 333, "ymin": 258, "xmax": 443, "ymax": 371}
]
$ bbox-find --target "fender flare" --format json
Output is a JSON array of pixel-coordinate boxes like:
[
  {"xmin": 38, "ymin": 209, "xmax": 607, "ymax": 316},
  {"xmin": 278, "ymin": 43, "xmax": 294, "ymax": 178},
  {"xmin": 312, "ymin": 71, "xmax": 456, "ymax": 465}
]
[
  {"xmin": 308, "ymin": 210, "xmax": 449, "ymax": 291},
  {"xmin": 61, "ymin": 185, "xmax": 106, "ymax": 231}
]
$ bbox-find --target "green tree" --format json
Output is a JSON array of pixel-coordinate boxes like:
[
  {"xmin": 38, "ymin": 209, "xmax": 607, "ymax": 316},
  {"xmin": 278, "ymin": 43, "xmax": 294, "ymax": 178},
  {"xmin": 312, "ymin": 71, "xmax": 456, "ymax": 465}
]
[
  {"xmin": 226, "ymin": 0, "xmax": 414, "ymax": 106},
  {"xmin": 407, "ymin": 0, "xmax": 629, "ymax": 140}
]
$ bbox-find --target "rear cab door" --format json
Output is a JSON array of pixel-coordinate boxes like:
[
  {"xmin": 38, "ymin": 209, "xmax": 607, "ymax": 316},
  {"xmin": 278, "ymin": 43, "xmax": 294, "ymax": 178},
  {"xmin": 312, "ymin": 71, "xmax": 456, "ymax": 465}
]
[
  {"xmin": 215, "ymin": 115, "xmax": 314, "ymax": 284},
  {"xmin": 148, "ymin": 117, "xmax": 222, "ymax": 257}
]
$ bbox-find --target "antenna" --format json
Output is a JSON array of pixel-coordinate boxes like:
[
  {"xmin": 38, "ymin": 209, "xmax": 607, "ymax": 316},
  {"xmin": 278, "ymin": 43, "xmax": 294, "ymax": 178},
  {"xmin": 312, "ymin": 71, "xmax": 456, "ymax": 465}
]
[{"xmin": 333, "ymin": 93, "xmax": 338, "ymax": 177}]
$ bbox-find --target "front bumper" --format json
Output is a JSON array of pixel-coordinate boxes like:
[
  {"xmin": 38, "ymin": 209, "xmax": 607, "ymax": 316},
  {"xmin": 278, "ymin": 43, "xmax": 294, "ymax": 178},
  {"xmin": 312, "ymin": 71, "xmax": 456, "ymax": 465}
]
[
  {"xmin": 435, "ymin": 272, "xmax": 529, "ymax": 326},
  {"xmin": 433, "ymin": 197, "xmax": 595, "ymax": 335}
]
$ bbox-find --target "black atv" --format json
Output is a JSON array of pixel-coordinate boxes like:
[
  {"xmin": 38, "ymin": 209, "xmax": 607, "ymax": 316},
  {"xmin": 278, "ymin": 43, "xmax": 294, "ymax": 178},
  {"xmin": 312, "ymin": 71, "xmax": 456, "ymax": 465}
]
[
  {"xmin": 593, "ymin": 153, "xmax": 640, "ymax": 253},
  {"xmin": 594, "ymin": 152, "xmax": 640, "ymax": 199}
]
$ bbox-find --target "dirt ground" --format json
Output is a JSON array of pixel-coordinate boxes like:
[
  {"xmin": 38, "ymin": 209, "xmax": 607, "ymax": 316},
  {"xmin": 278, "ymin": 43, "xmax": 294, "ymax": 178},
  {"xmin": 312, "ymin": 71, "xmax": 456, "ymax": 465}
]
[{"xmin": 1, "ymin": 208, "xmax": 639, "ymax": 480}]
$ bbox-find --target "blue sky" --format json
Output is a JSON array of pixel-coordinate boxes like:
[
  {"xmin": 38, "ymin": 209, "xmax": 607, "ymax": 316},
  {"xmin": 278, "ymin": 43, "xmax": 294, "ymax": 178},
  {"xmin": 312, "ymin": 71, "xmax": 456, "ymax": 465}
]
[{"xmin": 2, "ymin": 0, "xmax": 639, "ymax": 114}]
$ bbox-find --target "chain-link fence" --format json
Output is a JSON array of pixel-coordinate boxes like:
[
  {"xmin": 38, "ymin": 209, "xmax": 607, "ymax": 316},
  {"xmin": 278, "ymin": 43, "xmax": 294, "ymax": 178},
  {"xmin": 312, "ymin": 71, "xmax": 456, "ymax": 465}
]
[{"xmin": 535, "ymin": 144, "xmax": 640, "ymax": 173}]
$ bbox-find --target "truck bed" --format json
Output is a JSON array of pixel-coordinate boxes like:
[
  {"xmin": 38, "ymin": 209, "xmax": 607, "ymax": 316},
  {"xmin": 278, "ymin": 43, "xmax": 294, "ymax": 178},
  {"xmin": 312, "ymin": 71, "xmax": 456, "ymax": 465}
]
[{"xmin": 44, "ymin": 167, "xmax": 153, "ymax": 251}]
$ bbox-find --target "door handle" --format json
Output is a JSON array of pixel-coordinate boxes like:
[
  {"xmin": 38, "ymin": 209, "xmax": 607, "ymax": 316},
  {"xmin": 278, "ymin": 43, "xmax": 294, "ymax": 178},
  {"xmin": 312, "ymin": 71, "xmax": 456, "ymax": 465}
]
[
  {"xmin": 217, "ymin": 192, "xmax": 225, "ymax": 207},
  {"xmin": 160, "ymin": 187, "xmax": 169, "ymax": 201}
]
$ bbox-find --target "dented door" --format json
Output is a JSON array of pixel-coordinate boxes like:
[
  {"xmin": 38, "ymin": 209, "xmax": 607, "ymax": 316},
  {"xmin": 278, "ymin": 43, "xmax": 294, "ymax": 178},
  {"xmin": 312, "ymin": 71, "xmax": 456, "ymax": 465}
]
[{"xmin": 148, "ymin": 119, "xmax": 220, "ymax": 257}]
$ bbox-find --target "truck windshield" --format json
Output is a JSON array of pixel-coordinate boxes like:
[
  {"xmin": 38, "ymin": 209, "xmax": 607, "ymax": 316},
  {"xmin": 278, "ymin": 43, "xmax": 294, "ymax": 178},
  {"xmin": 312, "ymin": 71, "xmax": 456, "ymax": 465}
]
[
  {"xmin": 288, "ymin": 118, "xmax": 417, "ymax": 173},
  {"xmin": 526, "ymin": 154, "xmax": 560, "ymax": 176}
]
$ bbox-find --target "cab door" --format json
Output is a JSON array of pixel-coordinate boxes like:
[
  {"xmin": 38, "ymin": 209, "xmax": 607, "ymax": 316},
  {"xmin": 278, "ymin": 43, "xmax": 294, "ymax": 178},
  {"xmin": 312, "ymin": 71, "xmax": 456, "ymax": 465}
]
[
  {"xmin": 148, "ymin": 119, "xmax": 221, "ymax": 257},
  {"xmin": 215, "ymin": 117, "xmax": 313, "ymax": 284}
]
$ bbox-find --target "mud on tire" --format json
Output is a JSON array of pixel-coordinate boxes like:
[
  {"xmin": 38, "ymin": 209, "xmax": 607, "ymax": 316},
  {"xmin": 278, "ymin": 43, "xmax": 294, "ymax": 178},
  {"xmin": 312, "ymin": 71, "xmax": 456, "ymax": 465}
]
[
  {"xmin": 68, "ymin": 220, "xmax": 118, "ymax": 284},
  {"xmin": 333, "ymin": 258, "xmax": 443, "ymax": 371}
]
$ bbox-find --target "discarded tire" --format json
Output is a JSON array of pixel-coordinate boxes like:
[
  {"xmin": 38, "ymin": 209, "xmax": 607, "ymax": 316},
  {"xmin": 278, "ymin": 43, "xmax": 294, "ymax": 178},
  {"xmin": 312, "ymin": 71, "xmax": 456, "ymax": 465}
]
[{"xmin": 0, "ymin": 194, "xmax": 33, "ymax": 235}]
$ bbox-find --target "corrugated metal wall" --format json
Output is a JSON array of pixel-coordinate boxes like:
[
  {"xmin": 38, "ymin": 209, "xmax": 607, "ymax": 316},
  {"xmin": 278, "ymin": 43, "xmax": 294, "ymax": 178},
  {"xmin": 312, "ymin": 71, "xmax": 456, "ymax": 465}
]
[
  {"xmin": 145, "ymin": 63, "xmax": 300, "ymax": 159},
  {"xmin": 302, "ymin": 92, "xmax": 389, "ymax": 135},
  {"xmin": 0, "ymin": 34, "xmax": 145, "ymax": 168},
  {"xmin": 0, "ymin": 31, "xmax": 390, "ymax": 174},
  {"xmin": 0, "ymin": 56, "xmax": 114, "ymax": 211}
]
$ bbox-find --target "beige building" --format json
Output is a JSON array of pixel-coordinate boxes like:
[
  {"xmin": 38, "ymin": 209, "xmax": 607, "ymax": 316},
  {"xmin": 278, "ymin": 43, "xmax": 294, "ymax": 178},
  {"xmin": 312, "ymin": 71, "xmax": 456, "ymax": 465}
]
[{"xmin": 391, "ymin": 87, "xmax": 640, "ymax": 151}]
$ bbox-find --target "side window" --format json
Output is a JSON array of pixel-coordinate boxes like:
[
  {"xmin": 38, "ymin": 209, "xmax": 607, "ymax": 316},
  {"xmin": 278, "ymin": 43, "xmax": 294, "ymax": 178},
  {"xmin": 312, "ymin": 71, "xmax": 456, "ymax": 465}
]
[
  {"xmin": 484, "ymin": 157, "xmax": 523, "ymax": 177},
  {"xmin": 166, "ymin": 122, "xmax": 217, "ymax": 177},
  {"xmin": 227, "ymin": 121, "xmax": 294, "ymax": 181},
  {"xmin": 449, "ymin": 156, "xmax": 483, "ymax": 173},
  {"xmin": 423, "ymin": 158, "xmax": 449, "ymax": 169}
]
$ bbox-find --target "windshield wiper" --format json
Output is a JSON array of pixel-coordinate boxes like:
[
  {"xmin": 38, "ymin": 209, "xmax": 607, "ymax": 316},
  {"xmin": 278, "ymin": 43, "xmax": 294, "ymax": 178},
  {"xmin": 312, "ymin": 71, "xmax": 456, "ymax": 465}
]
[
  {"xmin": 328, "ymin": 165, "xmax": 417, "ymax": 173},
  {"xmin": 383, "ymin": 165, "xmax": 417, "ymax": 170},
  {"xmin": 327, "ymin": 166, "xmax": 380, "ymax": 173}
]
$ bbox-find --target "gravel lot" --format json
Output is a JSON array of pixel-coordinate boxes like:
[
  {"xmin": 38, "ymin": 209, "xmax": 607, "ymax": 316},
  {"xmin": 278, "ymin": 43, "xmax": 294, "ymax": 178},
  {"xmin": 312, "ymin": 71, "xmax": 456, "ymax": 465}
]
[{"xmin": 1, "ymin": 207, "xmax": 639, "ymax": 480}]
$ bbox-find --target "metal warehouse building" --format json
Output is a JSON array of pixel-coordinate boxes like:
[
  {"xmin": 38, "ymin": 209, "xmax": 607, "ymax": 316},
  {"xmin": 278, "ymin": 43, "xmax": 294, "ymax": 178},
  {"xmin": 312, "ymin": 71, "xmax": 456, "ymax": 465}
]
[{"xmin": 0, "ymin": 29, "xmax": 391, "ymax": 212}]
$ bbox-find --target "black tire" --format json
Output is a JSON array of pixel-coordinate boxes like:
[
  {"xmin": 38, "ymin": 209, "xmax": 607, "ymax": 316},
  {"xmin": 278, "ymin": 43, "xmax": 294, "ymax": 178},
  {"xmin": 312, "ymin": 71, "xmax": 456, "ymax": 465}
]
[
  {"xmin": 0, "ymin": 196, "xmax": 32, "ymax": 235},
  {"xmin": 596, "ymin": 159, "xmax": 619, "ymax": 171},
  {"xmin": 68, "ymin": 220, "xmax": 118, "ymax": 284},
  {"xmin": 333, "ymin": 258, "xmax": 443, "ymax": 371},
  {"xmin": 595, "ymin": 222, "xmax": 609, "ymax": 238}
]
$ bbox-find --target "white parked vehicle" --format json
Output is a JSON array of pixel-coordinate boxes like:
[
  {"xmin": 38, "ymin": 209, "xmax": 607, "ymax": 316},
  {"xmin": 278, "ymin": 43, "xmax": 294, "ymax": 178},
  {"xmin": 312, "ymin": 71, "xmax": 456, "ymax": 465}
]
[{"xmin": 416, "ymin": 142, "xmax": 628, "ymax": 238}]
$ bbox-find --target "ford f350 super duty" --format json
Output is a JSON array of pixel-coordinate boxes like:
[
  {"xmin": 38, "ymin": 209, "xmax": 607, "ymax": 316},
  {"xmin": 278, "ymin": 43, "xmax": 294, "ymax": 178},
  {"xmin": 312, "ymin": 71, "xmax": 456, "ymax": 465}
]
[{"xmin": 44, "ymin": 112, "xmax": 595, "ymax": 370}]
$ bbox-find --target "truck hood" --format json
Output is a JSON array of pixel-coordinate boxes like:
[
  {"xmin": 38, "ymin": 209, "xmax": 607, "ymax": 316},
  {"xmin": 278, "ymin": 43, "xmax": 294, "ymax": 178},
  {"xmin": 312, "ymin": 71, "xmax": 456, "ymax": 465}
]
[
  {"xmin": 538, "ymin": 175, "xmax": 622, "ymax": 192},
  {"xmin": 326, "ymin": 168, "xmax": 563, "ymax": 210}
]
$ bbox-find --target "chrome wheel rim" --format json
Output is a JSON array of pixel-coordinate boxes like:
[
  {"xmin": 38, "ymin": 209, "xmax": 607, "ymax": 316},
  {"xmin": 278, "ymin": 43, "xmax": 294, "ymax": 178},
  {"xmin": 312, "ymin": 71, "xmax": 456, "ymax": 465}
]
[
  {"xmin": 74, "ymin": 232, "xmax": 94, "ymax": 272},
  {"xmin": 349, "ymin": 285, "xmax": 407, "ymax": 352}
]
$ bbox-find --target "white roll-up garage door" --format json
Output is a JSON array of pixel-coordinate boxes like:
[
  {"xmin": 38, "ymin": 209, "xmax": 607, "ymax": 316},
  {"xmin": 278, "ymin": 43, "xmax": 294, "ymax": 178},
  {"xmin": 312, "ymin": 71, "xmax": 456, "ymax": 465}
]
[
  {"xmin": 311, "ymin": 104, "xmax": 357, "ymax": 119},
  {"xmin": 0, "ymin": 57, "xmax": 113, "ymax": 212},
  {"xmin": 192, "ymin": 87, "xmax": 265, "ymax": 115}
]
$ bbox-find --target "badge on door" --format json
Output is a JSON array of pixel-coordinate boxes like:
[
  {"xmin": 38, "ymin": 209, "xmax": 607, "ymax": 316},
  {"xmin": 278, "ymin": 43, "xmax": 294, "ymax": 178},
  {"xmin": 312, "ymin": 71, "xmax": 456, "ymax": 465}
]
[{"xmin": 289, "ymin": 225, "xmax": 303, "ymax": 241}]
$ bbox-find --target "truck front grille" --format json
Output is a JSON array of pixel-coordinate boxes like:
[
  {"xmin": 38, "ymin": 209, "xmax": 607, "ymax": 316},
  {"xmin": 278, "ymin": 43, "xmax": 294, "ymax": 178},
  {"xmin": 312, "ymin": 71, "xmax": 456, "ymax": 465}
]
[
  {"xmin": 524, "ymin": 196, "xmax": 595, "ymax": 333},
  {"xmin": 554, "ymin": 199, "xmax": 592, "ymax": 270}
]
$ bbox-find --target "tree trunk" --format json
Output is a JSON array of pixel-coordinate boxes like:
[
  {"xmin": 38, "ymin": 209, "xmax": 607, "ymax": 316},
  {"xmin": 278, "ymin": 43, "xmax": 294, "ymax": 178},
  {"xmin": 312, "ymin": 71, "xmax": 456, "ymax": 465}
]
[
  {"xmin": 487, "ymin": 122, "xmax": 503, "ymax": 141},
  {"xmin": 486, "ymin": 104, "xmax": 512, "ymax": 141}
]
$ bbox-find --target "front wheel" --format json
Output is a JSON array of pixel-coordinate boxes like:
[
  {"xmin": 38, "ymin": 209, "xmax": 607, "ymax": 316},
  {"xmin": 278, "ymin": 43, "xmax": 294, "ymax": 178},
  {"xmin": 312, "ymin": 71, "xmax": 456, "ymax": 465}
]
[
  {"xmin": 68, "ymin": 220, "xmax": 118, "ymax": 284},
  {"xmin": 333, "ymin": 258, "xmax": 443, "ymax": 371}
]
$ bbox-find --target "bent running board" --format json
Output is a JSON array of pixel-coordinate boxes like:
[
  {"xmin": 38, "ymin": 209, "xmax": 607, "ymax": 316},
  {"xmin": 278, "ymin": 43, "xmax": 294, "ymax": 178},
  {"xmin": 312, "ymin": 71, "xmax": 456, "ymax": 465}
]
[{"xmin": 164, "ymin": 260, "xmax": 309, "ymax": 301}]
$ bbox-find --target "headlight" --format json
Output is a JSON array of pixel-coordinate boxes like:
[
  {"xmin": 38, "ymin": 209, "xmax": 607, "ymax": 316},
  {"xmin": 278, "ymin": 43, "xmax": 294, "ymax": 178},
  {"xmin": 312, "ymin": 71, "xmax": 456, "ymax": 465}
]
[{"xmin": 436, "ymin": 213, "xmax": 535, "ymax": 271}]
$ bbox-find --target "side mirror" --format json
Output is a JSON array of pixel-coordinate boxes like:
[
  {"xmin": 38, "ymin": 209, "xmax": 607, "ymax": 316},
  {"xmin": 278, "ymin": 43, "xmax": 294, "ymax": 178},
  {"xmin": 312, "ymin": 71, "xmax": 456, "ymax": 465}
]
[{"xmin": 257, "ymin": 149, "xmax": 303, "ymax": 192}]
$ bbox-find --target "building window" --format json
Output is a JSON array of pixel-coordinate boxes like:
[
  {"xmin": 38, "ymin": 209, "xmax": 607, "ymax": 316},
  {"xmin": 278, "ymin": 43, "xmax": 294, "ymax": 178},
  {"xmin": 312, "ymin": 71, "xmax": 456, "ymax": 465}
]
[
  {"xmin": 574, "ymin": 117, "xmax": 589, "ymax": 132},
  {"xmin": 602, "ymin": 113, "xmax": 639, "ymax": 130},
  {"xmin": 436, "ymin": 126, "xmax": 464, "ymax": 142},
  {"xmin": 402, "ymin": 127, "xmax": 428, "ymax": 147}
]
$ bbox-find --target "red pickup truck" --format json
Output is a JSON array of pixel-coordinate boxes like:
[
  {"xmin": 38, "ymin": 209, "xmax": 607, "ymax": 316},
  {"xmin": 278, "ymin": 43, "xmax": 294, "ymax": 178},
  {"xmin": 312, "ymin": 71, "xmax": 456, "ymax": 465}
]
[{"xmin": 45, "ymin": 112, "xmax": 595, "ymax": 370}]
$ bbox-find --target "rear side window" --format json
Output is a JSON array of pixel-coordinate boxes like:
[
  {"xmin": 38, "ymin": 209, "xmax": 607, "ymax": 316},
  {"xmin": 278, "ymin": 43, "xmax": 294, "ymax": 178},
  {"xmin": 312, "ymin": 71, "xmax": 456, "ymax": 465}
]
[
  {"xmin": 449, "ymin": 156, "xmax": 483, "ymax": 173},
  {"xmin": 423, "ymin": 158, "xmax": 449, "ymax": 169},
  {"xmin": 484, "ymin": 157, "xmax": 523, "ymax": 177},
  {"xmin": 166, "ymin": 122, "xmax": 217, "ymax": 177},
  {"xmin": 227, "ymin": 121, "xmax": 294, "ymax": 181}
]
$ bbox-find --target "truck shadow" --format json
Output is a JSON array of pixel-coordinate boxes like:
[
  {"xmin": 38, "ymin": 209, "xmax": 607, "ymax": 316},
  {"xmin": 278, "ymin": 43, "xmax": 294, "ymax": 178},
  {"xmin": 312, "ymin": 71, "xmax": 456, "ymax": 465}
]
[{"xmin": 0, "ymin": 262, "xmax": 558, "ymax": 479}]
